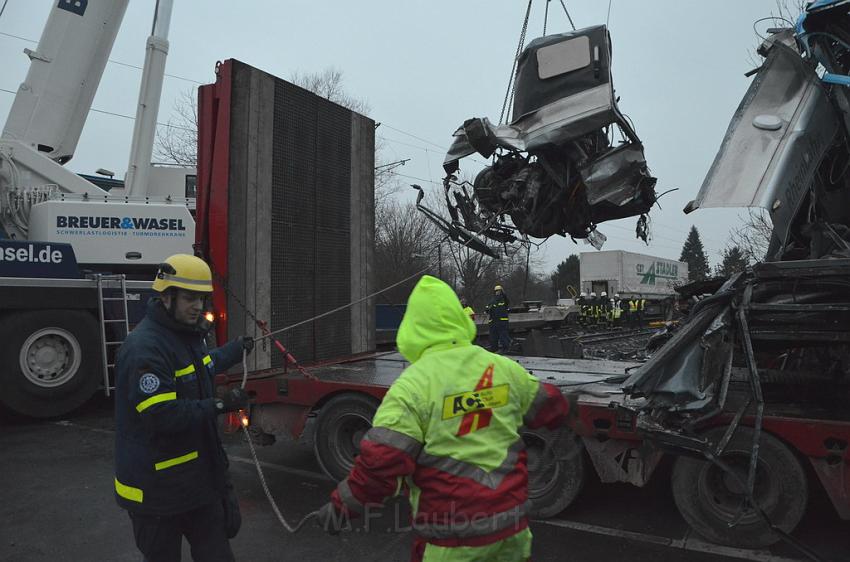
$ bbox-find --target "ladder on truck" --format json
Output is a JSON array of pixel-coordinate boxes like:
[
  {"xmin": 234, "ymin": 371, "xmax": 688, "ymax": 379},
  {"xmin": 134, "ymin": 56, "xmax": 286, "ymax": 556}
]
[{"xmin": 96, "ymin": 274, "xmax": 131, "ymax": 397}]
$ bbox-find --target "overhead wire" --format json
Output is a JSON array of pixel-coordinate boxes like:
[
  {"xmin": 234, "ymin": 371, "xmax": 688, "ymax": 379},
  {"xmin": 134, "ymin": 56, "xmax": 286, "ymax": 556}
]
[{"xmin": 0, "ymin": 30, "xmax": 204, "ymax": 84}]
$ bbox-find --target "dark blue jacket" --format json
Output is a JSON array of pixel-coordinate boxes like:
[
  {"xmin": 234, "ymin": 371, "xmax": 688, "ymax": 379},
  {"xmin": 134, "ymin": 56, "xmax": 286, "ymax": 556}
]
[
  {"xmin": 113, "ymin": 298, "xmax": 243, "ymax": 515},
  {"xmin": 486, "ymin": 293, "xmax": 510, "ymax": 323}
]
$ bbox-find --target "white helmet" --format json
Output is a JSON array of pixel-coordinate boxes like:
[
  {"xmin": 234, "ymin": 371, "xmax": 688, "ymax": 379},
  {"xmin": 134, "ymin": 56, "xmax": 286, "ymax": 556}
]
[
  {"xmin": 601, "ymin": 291, "xmax": 607, "ymax": 297},
  {"xmin": 590, "ymin": 291, "xmax": 597, "ymax": 297},
  {"xmin": 579, "ymin": 292, "xmax": 586, "ymax": 297},
  {"xmin": 614, "ymin": 293, "xmax": 620, "ymax": 298}
]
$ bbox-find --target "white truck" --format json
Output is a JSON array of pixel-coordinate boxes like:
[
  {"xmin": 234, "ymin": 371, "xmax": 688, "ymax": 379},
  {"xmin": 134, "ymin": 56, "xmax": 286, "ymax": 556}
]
[
  {"xmin": 0, "ymin": 0, "xmax": 195, "ymax": 418},
  {"xmin": 579, "ymin": 250, "xmax": 688, "ymax": 299}
]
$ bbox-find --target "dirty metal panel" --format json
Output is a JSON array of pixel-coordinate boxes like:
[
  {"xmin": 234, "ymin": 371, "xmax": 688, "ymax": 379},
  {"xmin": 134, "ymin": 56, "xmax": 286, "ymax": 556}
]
[{"xmin": 688, "ymin": 41, "xmax": 839, "ymax": 247}]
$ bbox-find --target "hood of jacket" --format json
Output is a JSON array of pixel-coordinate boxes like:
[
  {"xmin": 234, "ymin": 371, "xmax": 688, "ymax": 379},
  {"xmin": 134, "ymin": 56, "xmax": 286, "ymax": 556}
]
[
  {"xmin": 146, "ymin": 297, "xmax": 208, "ymax": 335},
  {"xmin": 396, "ymin": 275, "xmax": 476, "ymax": 363}
]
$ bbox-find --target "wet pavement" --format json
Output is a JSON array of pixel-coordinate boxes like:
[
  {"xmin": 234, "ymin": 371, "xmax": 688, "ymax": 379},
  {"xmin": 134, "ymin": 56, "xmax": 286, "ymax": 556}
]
[{"xmin": 1, "ymin": 395, "xmax": 847, "ymax": 562}]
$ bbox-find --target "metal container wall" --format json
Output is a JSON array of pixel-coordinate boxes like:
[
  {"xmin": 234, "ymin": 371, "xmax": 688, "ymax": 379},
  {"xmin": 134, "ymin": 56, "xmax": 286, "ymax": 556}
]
[{"xmin": 223, "ymin": 60, "xmax": 375, "ymax": 368}]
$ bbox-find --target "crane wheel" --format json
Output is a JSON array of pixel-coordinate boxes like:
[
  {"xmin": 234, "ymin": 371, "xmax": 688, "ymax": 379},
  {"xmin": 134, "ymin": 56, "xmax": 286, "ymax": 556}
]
[{"xmin": 0, "ymin": 310, "xmax": 101, "ymax": 418}]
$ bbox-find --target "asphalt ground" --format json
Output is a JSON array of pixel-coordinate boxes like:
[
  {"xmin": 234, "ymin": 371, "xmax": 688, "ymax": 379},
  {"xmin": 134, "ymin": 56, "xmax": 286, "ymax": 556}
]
[{"xmin": 1, "ymin": 395, "xmax": 848, "ymax": 562}]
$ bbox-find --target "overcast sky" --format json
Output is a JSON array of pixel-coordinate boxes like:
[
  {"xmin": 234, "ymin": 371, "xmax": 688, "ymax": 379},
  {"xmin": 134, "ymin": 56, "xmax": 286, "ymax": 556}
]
[{"xmin": 0, "ymin": 1, "xmax": 796, "ymax": 272}]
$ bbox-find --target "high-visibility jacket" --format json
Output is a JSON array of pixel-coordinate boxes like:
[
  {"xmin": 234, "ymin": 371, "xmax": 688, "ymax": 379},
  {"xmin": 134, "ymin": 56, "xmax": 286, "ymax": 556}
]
[
  {"xmin": 331, "ymin": 276, "xmax": 569, "ymax": 548},
  {"xmin": 113, "ymin": 298, "xmax": 243, "ymax": 515},
  {"xmin": 629, "ymin": 299, "xmax": 638, "ymax": 313}
]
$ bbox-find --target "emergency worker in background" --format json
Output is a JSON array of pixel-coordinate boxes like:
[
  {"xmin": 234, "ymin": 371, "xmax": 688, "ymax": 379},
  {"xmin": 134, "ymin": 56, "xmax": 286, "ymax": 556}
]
[
  {"xmin": 461, "ymin": 297, "xmax": 476, "ymax": 321},
  {"xmin": 612, "ymin": 293, "xmax": 623, "ymax": 326},
  {"xmin": 114, "ymin": 254, "xmax": 254, "ymax": 562},
  {"xmin": 600, "ymin": 291, "xmax": 610, "ymax": 325},
  {"xmin": 486, "ymin": 284, "xmax": 511, "ymax": 354},
  {"xmin": 316, "ymin": 275, "xmax": 573, "ymax": 562},
  {"xmin": 576, "ymin": 292, "xmax": 587, "ymax": 326},
  {"xmin": 636, "ymin": 294, "xmax": 647, "ymax": 328},
  {"xmin": 588, "ymin": 291, "xmax": 598, "ymax": 325},
  {"xmin": 628, "ymin": 296, "xmax": 639, "ymax": 327}
]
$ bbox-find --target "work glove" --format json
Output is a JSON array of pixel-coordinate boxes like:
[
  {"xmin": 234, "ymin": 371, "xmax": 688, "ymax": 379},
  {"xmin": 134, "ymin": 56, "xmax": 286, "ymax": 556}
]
[
  {"xmin": 315, "ymin": 502, "xmax": 345, "ymax": 535},
  {"xmin": 216, "ymin": 387, "xmax": 250, "ymax": 413},
  {"xmin": 241, "ymin": 336, "xmax": 255, "ymax": 354}
]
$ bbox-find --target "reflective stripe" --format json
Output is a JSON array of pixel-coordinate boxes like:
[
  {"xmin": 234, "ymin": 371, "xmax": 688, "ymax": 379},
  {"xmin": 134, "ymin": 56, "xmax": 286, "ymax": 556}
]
[
  {"xmin": 174, "ymin": 364, "xmax": 195, "ymax": 377},
  {"xmin": 417, "ymin": 439, "xmax": 524, "ymax": 490},
  {"xmin": 415, "ymin": 500, "xmax": 532, "ymax": 539},
  {"xmin": 499, "ymin": 317, "xmax": 509, "ymax": 321},
  {"xmin": 175, "ymin": 356, "xmax": 212, "ymax": 378},
  {"xmin": 136, "ymin": 392, "xmax": 177, "ymax": 413},
  {"xmin": 364, "ymin": 427, "xmax": 423, "ymax": 457},
  {"xmin": 523, "ymin": 384, "xmax": 549, "ymax": 425},
  {"xmin": 158, "ymin": 273, "xmax": 211, "ymax": 287},
  {"xmin": 115, "ymin": 477, "xmax": 143, "ymax": 503},
  {"xmin": 154, "ymin": 450, "xmax": 199, "ymax": 471},
  {"xmin": 337, "ymin": 479, "xmax": 364, "ymax": 513}
]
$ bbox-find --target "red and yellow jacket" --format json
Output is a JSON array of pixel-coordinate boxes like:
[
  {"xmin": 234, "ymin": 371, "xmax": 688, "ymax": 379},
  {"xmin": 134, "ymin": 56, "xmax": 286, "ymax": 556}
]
[{"xmin": 331, "ymin": 275, "xmax": 569, "ymax": 547}]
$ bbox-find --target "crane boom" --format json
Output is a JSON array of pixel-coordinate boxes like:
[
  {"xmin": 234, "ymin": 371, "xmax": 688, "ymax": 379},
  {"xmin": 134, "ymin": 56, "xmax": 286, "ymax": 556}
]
[{"xmin": 1, "ymin": 0, "xmax": 130, "ymax": 164}]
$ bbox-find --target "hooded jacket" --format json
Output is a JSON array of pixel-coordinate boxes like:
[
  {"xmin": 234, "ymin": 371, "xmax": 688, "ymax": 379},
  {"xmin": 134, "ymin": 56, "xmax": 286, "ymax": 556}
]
[
  {"xmin": 331, "ymin": 276, "xmax": 568, "ymax": 547},
  {"xmin": 113, "ymin": 298, "xmax": 243, "ymax": 515}
]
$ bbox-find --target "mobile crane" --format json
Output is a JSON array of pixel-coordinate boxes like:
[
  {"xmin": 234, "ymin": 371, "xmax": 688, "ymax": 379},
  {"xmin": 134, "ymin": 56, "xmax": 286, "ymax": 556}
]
[{"xmin": 0, "ymin": 0, "xmax": 195, "ymax": 417}]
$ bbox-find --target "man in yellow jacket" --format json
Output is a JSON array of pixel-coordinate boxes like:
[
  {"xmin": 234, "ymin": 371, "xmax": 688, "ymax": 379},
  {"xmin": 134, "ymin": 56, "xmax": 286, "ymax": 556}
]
[{"xmin": 317, "ymin": 276, "xmax": 571, "ymax": 561}]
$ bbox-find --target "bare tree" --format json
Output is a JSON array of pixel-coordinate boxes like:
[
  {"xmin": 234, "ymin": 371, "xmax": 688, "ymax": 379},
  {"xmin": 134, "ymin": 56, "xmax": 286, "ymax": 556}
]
[
  {"xmin": 154, "ymin": 89, "xmax": 198, "ymax": 166},
  {"xmin": 291, "ymin": 67, "xmax": 371, "ymax": 116},
  {"xmin": 729, "ymin": 209, "xmax": 774, "ymax": 263},
  {"xmin": 375, "ymin": 200, "xmax": 444, "ymax": 302}
]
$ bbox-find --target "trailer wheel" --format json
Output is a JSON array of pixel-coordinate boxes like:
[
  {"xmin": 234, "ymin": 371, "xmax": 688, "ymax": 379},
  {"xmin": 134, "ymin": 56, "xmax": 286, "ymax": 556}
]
[
  {"xmin": 314, "ymin": 393, "xmax": 379, "ymax": 481},
  {"xmin": 0, "ymin": 310, "xmax": 101, "ymax": 418},
  {"xmin": 522, "ymin": 426, "xmax": 586, "ymax": 518},
  {"xmin": 671, "ymin": 427, "xmax": 807, "ymax": 548}
]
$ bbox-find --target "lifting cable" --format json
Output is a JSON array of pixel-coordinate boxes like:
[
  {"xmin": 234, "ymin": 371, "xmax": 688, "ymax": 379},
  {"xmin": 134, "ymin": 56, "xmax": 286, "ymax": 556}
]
[{"xmin": 499, "ymin": 0, "xmax": 533, "ymax": 125}]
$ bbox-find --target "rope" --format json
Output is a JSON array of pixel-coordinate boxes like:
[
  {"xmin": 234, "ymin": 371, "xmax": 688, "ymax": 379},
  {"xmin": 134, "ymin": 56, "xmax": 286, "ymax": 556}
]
[
  {"xmin": 543, "ymin": 0, "xmax": 550, "ymax": 36},
  {"xmin": 238, "ymin": 348, "xmax": 319, "ymax": 533}
]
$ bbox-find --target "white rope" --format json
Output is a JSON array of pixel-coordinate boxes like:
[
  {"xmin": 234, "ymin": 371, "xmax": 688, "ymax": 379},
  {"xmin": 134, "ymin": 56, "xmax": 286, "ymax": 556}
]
[{"xmin": 238, "ymin": 348, "xmax": 318, "ymax": 533}]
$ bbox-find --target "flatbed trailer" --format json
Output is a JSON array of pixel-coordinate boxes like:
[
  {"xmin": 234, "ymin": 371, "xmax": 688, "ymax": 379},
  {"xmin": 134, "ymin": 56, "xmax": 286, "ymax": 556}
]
[
  {"xmin": 218, "ymin": 353, "xmax": 634, "ymax": 518},
  {"xmin": 220, "ymin": 352, "xmax": 850, "ymax": 549}
]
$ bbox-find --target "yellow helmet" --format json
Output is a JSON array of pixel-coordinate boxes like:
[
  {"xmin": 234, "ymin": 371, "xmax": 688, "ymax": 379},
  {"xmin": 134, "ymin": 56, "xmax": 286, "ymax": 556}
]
[
  {"xmin": 494, "ymin": 285, "xmax": 503, "ymax": 291},
  {"xmin": 152, "ymin": 254, "xmax": 214, "ymax": 293}
]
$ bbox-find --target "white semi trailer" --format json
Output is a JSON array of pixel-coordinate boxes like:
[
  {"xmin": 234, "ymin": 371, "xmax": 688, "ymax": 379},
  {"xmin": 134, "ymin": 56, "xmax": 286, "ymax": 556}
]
[{"xmin": 579, "ymin": 250, "xmax": 688, "ymax": 299}]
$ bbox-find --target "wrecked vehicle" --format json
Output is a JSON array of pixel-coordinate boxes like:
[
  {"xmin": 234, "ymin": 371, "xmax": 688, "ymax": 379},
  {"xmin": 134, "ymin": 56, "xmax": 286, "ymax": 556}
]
[
  {"xmin": 423, "ymin": 25, "xmax": 657, "ymax": 255},
  {"xmin": 518, "ymin": 3, "xmax": 850, "ymax": 557},
  {"xmin": 625, "ymin": 1, "xmax": 850, "ymax": 553}
]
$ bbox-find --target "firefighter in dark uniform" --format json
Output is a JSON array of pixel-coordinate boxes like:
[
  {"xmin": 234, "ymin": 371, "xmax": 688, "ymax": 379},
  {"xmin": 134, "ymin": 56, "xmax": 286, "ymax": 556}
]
[
  {"xmin": 114, "ymin": 254, "xmax": 254, "ymax": 562},
  {"xmin": 486, "ymin": 284, "xmax": 511, "ymax": 353}
]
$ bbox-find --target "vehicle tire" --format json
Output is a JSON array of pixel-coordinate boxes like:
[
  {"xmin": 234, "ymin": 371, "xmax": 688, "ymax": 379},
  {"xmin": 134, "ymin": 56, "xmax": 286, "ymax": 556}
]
[
  {"xmin": 314, "ymin": 393, "xmax": 379, "ymax": 481},
  {"xmin": 671, "ymin": 427, "xmax": 807, "ymax": 548},
  {"xmin": 523, "ymin": 426, "xmax": 586, "ymax": 518},
  {"xmin": 0, "ymin": 310, "xmax": 102, "ymax": 418}
]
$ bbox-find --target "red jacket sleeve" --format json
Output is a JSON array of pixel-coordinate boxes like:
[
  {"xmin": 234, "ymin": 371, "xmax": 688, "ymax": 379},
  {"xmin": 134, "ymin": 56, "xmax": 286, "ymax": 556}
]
[
  {"xmin": 330, "ymin": 426, "xmax": 421, "ymax": 516},
  {"xmin": 523, "ymin": 382, "xmax": 570, "ymax": 430}
]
